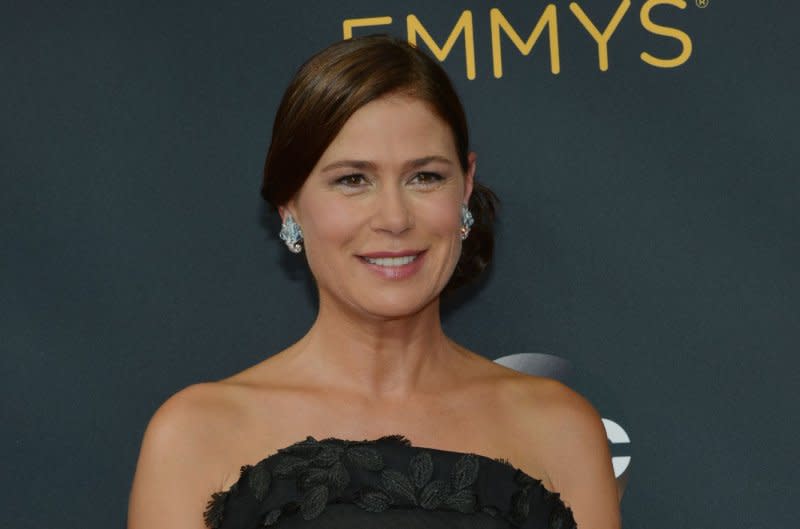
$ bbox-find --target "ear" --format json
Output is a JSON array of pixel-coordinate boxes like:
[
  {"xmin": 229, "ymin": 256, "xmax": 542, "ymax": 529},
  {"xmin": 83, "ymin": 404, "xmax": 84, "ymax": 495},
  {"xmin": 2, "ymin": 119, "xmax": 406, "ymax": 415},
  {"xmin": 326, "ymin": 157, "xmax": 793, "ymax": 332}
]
[
  {"xmin": 278, "ymin": 200, "xmax": 298, "ymax": 224},
  {"xmin": 463, "ymin": 152, "xmax": 477, "ymax": 204}
]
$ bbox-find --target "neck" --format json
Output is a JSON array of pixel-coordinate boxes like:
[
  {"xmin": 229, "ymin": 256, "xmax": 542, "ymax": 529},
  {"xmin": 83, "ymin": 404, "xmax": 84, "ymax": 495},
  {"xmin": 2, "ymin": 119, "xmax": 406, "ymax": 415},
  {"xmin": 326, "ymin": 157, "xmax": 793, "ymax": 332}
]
[{"xmin": 282, "ymin": 291, "xmax": 464, "ymax": 402}]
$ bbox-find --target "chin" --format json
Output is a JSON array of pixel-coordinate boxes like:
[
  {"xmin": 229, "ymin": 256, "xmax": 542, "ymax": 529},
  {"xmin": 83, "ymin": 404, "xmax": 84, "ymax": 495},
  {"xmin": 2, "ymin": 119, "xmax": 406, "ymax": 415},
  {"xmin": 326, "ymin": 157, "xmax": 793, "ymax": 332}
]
[{"xmin": 356, "ymin": 292, "xmax": 439, "ymax": 320}]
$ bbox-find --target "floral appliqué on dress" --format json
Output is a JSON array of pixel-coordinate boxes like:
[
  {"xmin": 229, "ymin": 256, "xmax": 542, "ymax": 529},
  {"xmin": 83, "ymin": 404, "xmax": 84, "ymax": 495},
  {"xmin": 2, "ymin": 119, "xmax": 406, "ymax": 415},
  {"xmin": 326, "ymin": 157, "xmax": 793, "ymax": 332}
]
[{"xmin": 203, "ymin": 434, "xmax": 576, "ymax": 529}]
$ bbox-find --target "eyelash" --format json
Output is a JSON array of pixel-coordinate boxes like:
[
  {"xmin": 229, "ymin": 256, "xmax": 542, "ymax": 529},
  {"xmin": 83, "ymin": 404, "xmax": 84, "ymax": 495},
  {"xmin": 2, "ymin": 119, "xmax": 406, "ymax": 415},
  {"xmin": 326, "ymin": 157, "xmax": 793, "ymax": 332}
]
[
  {"xmin": 334, "ymin": 174, "xmax": 366, "ymax": 187},
  {"xmin": 334, "ymin": 172, "xmax": 444, "ymax": 187},
  {"xmin": 414, "ymin": 172, "xmax": 445, "ymax": 184}
]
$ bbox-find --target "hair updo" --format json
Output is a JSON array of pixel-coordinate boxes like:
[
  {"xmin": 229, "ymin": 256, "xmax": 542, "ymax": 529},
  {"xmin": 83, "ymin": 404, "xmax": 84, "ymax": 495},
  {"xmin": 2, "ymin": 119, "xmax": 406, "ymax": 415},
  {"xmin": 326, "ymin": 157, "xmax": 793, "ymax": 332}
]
[{"xmin": 262, "ymin": 35, "xmax": 498, "ymax": 294}]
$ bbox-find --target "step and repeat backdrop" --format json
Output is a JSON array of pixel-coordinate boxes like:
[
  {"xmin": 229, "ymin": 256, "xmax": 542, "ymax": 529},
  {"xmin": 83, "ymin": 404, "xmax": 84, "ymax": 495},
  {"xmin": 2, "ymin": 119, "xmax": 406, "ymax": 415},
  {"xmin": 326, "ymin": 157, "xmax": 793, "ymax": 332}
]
[{"xmin": 2, "ymin": 1, "xmax": 797, "ymax": 528}]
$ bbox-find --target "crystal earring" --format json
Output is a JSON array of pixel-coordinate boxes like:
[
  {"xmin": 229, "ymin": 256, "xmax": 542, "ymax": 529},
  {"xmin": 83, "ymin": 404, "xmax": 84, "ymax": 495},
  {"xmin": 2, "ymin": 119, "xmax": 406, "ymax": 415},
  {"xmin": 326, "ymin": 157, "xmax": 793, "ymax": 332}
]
[
  {"xmin": 460, "ymin": 203, "xmax": 474, "ymax": 240},
  {"xmin": 279, "ymin": 213, "xmax": 303, "ymax": 253}
]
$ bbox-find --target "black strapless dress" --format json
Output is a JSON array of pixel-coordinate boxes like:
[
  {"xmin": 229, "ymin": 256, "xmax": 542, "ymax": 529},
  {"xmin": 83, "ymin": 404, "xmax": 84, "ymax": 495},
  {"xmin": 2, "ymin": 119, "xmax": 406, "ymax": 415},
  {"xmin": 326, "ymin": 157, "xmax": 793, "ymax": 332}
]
[{"xmin": 203, "ymin": 434, "xmax": 576, "ymax": 529}]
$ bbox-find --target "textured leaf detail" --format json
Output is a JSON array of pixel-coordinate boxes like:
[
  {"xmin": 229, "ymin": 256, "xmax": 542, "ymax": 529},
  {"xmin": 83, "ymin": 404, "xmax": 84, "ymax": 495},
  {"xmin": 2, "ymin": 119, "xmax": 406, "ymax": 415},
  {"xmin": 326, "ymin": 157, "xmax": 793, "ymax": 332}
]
[
  {"xmin": 375, "ymin": 434, "xmax": 412, "ymax": 446},
  {"xmin": 513, "ymin": 468, "xmax": 540, "ymax": 487},
  {"xmin": 510, "ymin": 484, "xmax": 533, "ymax": 524},
  {"xmin": 354, "ymin": 488, "xmax": 392, "ymax": 512},
  {"xmin": 380, "ymin": 468, "xmax": 417, "ymax": 504},
  {"xmin": 328, "ymin": 460, "xmax": 351, "ymax": 490},
  {"xmin": 549, "ymin": 502, "xmax": 577, "ymax": 529},
  {"xmin": 409, "ymin": 451, "xmax": 434, "ymax": 488},
  {"xmin": 451, "ymin": 454, "xmax": 480, "ymax": 489},
  {"xmin": 205, "ymin": 435, "xmax": 557, "ymax": 527},
  {"xmin": 248, "ymin": 460, "xmax": 272, "ymax": 501},
  {"xmin": 312, "ymin": 445, "xmax": 342, "ymax": 467},
  {"xmin": 297, "ymin": 466, "xmax": 328, "ymax": 490},
  {"xmin": 444, "ymin": 488, "xmax": 477, "ymax": 513},
  {"xmin": 202, "ymin": 491, "xmax": 227, "ymax": 529},
  {"xmin": 346, "ymin": 445, "xmax": 384, "ymax": 471},
  {"xmin": 418, "ymin": 479, "xmax": 448, "ymax": 509},
  {"xmin": 481, "ymin": 505, "xmax": 500, "ymax": 517},
  {"xmin": 278, "ymin": 436, "xmax": 323, "ymax": 458},
  {"xmin": 273, "ymin": 454, "xmax": 311, "ymax": 478},
  {"xmin": 300, "ymin": 484, "xmax": 329, "ymax": 520},
  {"xmin": 262, "ymin": 508, "xmax": 281, "ymax": 526}
]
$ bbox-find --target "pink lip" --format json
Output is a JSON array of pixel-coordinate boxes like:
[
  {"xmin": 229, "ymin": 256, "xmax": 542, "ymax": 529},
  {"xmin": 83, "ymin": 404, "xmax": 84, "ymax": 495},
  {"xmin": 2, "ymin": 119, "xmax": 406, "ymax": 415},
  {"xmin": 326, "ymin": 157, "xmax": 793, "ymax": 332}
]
[{"xmin": 357, "ymin": 250, "xmax": 427, "ymax": 280}]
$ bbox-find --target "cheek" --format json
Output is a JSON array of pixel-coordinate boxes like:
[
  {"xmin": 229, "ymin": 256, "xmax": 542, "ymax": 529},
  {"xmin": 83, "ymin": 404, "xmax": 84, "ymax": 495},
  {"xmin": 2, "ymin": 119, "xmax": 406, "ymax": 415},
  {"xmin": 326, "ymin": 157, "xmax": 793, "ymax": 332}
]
[
  {"xmin": 418, "ymin": 201, "xmax": 461, "ymax": 236},
  {"xmin": 302, "ymin": 200, "xmax": 362, "ymax": 251}
]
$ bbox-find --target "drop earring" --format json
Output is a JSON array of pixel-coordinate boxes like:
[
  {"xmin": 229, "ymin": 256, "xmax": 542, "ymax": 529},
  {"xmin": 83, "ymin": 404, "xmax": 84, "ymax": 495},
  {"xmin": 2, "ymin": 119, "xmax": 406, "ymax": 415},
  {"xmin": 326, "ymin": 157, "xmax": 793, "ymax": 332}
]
[
  {"xmin": 460, "ymin": 203, "xmax": 474, "ymax": 240},
  {"xmin": 279, "ymin": 213, "xmax": 304, "ymax": 253}
]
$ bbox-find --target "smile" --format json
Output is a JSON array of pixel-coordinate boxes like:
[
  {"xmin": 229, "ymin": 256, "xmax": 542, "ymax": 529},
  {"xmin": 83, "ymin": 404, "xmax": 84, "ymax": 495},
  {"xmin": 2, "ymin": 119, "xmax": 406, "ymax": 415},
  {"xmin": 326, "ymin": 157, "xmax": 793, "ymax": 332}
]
[
  {"xmin": 357, "ymin": 250, "xmax": 427, "ymax": 280},
  {"xmin": 362, "ymin": 255, "xmax": 418, "ymax": 267}
]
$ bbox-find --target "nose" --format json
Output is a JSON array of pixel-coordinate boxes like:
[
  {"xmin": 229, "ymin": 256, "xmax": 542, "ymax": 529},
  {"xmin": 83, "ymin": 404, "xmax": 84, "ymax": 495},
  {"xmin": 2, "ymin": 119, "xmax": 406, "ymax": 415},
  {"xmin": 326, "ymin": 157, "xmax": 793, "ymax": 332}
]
[{"xmin": 370, "ymin": 184, "xmax": 413, "ymax": 235}]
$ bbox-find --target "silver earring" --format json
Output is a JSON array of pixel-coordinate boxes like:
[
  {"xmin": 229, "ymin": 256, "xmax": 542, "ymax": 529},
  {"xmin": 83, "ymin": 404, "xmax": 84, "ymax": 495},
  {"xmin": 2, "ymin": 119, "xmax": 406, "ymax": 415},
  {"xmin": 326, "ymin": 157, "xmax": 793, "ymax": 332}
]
[
  {"xmin": 460, "ymin": 203, "xmax": 474, "ymax": 240},
  {"xmin": 279, "ymin": 214, "xmax": 303, "ymax": 253}
]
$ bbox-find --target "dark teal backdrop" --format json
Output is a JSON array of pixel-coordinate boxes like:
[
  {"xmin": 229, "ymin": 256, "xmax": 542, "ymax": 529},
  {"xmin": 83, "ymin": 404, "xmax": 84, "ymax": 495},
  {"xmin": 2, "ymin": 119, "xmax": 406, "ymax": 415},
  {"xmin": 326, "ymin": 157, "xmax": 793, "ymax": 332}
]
[{"xmin": 2, "ymin": 1, "xmax": 798, "ymax": 527}]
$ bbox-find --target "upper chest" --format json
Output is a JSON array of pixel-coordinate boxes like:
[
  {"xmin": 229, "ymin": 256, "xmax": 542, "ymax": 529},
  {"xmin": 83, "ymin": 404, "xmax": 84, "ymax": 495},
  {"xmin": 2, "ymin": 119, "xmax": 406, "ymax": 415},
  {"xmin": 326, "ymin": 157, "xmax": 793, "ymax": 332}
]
[{"xmin": 213, "ymin": 380, "xmax": 554, "ymax": 492}]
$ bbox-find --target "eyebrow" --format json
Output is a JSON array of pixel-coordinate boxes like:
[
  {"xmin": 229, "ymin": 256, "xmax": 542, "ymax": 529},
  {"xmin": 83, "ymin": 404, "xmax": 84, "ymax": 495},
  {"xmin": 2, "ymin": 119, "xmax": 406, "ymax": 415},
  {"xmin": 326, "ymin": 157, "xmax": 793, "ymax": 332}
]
[{"xmin": 320, "ymin": 155, "xmax": 453, "ymax": 172}]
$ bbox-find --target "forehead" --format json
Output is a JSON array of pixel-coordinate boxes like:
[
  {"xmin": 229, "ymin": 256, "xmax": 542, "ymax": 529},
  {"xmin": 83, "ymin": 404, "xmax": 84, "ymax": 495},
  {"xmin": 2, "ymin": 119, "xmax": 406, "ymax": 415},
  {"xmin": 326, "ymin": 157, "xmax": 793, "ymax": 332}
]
[{"xmin": 317, "ymin": 95, "xmax": 457, "ymax": 163}]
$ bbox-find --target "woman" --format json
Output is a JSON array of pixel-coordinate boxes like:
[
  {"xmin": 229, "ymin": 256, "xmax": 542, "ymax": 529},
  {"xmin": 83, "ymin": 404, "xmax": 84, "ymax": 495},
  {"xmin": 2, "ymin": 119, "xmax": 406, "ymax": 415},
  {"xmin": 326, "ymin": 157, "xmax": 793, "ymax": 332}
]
[{"xmin": 128, "ymin": 35, "xmax": 620, "ymax": 529}]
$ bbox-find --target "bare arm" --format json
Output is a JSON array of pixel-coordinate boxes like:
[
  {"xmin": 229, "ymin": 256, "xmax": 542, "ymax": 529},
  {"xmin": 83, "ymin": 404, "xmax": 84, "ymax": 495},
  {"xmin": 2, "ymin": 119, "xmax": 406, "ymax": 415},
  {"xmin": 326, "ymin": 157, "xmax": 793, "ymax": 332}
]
[
  {"xmin": 128, "ymin": 384, "xmax": 230, "ymax": 529},
  {"xmin": 535, "ymin": 380, "xmax": 622, "ymax": 529}
]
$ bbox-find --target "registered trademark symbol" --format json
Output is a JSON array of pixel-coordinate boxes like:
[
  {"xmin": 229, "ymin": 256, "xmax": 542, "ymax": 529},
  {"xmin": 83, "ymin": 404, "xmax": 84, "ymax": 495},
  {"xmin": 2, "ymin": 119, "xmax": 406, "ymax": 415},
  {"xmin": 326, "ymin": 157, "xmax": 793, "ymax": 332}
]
[{"xmin": 696, "ymin": 0, "xmax": 709, "ymax": 8}]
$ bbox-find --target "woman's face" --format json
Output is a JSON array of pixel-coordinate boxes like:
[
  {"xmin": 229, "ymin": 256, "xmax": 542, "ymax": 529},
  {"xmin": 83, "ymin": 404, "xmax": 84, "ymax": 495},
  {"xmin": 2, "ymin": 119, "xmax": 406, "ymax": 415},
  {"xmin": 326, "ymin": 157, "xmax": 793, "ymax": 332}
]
[{"xmin": 282, "ymin": 94, "xmax": 475, "ymax": 319}]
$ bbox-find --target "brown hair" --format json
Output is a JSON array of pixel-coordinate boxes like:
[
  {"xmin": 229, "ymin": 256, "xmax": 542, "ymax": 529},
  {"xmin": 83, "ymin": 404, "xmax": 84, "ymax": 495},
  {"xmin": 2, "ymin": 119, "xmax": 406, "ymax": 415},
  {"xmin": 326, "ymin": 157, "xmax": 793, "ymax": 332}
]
[{"xmin": 262, "ymin": 34, "xmax": 498, "ymax": 293}]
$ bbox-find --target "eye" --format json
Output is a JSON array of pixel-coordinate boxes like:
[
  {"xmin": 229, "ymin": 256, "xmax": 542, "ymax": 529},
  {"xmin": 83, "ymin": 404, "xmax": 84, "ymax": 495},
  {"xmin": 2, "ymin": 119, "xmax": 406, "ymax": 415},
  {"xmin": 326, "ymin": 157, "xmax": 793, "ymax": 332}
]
[
  {"xmin": 335, "ymin": 174, "xmax": 367, "ymax": 187},
  {"xmin": 412, "ymin": 172, "xmax": 444, "ymax": 185}
]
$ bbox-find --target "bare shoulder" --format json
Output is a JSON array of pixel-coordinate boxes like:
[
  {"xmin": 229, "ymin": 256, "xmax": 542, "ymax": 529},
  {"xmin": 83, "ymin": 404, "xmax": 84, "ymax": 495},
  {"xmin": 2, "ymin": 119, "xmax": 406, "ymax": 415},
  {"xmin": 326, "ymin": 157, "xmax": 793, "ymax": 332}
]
[
  {"xmin": 155, "ymin": 381, "xmax": 245, "ymax": 427},
  {"xmin": 507, "ymin": 375, "xmax": 608, "ymax": 480},
  {"xmin": 128, "ymin": 382, "xmax": 247, "ymax": 529},
  {"xmin": 515, "ymin": 375, "xmax": 603, "ymax": 434},
  {"xmin": 142, "ymin": 382, "xmax": 246, "ymax": 462},
  {"xmin": 507, "ymin": 374, "xmax": 621, "ymax": 529}
]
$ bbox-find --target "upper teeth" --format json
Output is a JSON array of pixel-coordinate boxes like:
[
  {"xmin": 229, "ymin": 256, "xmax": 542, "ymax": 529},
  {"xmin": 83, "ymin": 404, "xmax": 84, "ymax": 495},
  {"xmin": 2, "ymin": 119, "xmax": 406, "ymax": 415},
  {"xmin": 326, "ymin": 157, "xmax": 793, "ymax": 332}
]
[{"xmin": 364, "ymin": 255, "xmax": 418, "ymax": 266}]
